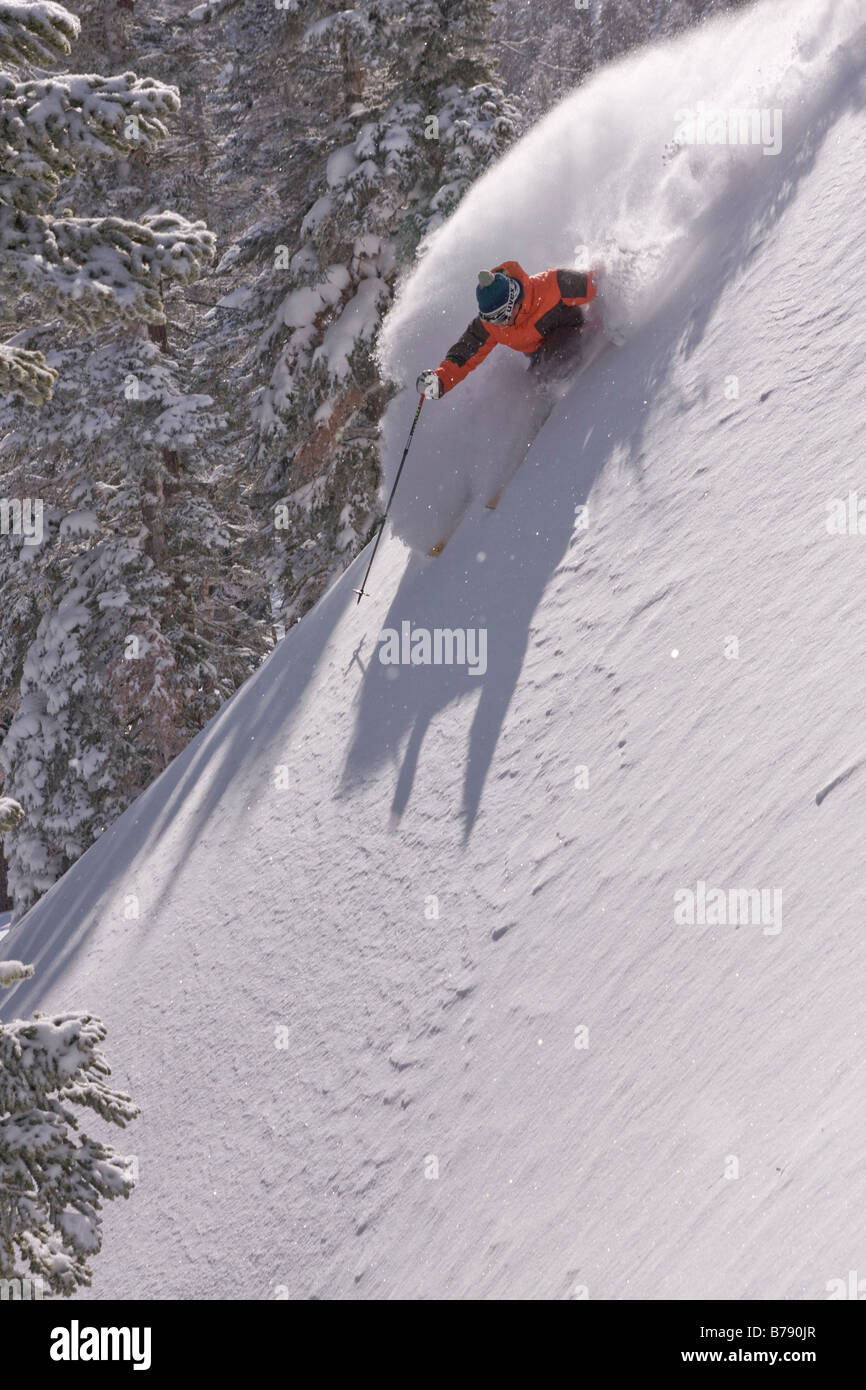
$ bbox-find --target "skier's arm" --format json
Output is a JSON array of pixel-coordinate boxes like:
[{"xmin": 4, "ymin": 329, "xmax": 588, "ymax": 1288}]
[
  {"xmin": 435, "ymin": 316, "xmax": 497, "ymax": 393},
  {"xmin": 554, "ymin": 268, "xmax": 598, "ymax": 306}
]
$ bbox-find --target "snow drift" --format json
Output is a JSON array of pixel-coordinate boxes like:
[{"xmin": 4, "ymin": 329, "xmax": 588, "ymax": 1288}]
[{"xmin": 3, "ymin": 0, "xmax": 866, "ymax": 1300}]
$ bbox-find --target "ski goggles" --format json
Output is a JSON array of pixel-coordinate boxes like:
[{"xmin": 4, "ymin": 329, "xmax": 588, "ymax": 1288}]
[{"xmin": 478, "ymin": 276, "xmax": 523, "ymax": 325}]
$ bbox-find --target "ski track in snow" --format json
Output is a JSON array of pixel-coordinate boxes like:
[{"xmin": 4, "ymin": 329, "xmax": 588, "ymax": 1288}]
[
  {"xmin": 815, "ymin": 759, "xmax": 866, "ymax": 806},
  {"xmin": 3, "ymin": 0, "xmax": 866, "ymax": 1301}
]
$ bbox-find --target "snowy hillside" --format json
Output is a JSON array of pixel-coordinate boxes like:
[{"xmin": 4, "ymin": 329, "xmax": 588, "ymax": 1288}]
[{"xmin": 3, "ymin": 0, "xmax": 866, "ymax": 1300}]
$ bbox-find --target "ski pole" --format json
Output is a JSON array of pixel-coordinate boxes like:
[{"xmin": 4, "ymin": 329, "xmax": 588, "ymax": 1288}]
[{"xmin": 354, "ymin": 395, "xmax": 425, "ymax": 604}]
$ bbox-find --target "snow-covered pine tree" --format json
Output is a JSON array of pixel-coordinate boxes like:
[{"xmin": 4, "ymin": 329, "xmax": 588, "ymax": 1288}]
[
  {"xmin": 0, "ymin": 0, "xmax": 270, "ymax": 918},
  {"xmin": 0, "ymin": 797, "xmax": 22, "ymax": 912},
  {"xmin": 0, "ymin": 0, "xmax": 214, "ymax": 400},
  {"xmin": 0, "ymin": 958, "xmax": 139, "ymax": 1295},
  {"xmin": 496, "ymin": 0, "xmax": 755, "ymax": 121},
  {"xmin": 199, "ymin": 0, "xmax": 521, "ymax": 623},
  {"xmin": 0, "ymin": 326, "xmax": 267, "ymax": 920},
  {"xmin": 493, "ymin": 0, "xmax": 594, "ymax": 118},
  {"xmin": 590, "ymin": 0, "xmax": 654, "ymax": 64},
  {"xmin": 0, "ymin": 796, "xmax": 23, "ymax": 833}
]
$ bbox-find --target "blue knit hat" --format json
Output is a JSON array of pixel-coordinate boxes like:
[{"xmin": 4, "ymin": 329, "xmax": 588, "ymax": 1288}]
[{"xmin": 476, "ymin": 270, "xmax": 511, "ymax": 316}]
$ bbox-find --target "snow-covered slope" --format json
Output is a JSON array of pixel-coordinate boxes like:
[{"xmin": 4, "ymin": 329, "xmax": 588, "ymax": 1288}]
[{"xmin": 4, "ymin": 0, "xmax": 866, "ymax": 1300}]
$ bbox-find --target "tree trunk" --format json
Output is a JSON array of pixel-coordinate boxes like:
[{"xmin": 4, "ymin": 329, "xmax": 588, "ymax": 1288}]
[
  {"xmin": 340, "ymin": 34, "xmax": 363, "ymax": 112},
  {"xmin": 0, "ymin": 848, "xmax": 11, "ymax": 913}
]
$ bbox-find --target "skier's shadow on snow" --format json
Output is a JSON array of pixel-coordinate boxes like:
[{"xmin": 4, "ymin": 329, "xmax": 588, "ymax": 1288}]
[
  {"xmin": 341, "ymin": 369, "xmax": 618, "ymax": 839},
  {"xmin": 342, "ymin": 57, "xmax": 866, "ymax": 838}
]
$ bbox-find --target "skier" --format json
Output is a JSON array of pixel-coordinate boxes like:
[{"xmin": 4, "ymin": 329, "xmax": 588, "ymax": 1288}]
[{"xmin": 416, "ymin": 259, "xmax": 599, "ymax": 399}]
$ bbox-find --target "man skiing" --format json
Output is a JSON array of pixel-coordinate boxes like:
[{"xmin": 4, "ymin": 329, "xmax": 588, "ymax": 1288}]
[{"xmin": 416, "ymin": 259, "xmax": 599, "ymax": 399}]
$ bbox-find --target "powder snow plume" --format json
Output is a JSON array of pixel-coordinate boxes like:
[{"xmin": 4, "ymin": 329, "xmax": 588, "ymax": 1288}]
[{"xmin": 377, "ymin": 0, "xmax": 866, "ymax": 553}]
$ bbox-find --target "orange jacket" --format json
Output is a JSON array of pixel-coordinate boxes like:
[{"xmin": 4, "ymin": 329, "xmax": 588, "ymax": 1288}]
[{"xmin": 435, "ymin": 260, "xmax": 597, "ymax": 393}]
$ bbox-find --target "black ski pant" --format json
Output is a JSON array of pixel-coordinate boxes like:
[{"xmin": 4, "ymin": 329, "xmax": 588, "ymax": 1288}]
[{"xmin": 527, "ymin": 314, "xmax": 585, "ymax": 372}]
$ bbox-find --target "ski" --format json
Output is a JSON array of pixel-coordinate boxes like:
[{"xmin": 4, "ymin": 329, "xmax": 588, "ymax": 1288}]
[
  {"xmin": 485, "ymin": 442, "xmax": 536, "ymax": 510},
  {"xmin": 484, "ymin": 328, "xmax": 614, "ymax": 511},
  {"xmin": 427, "ymin": 485, "xmax": 474, "ymax": 556},
  {"xmin": 428, "ymin": 513, "xmax": 466, "ymax": 556},
  {"xmin": 428, "ymin": 324, "xmax": 617, "ymax": 552}
]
